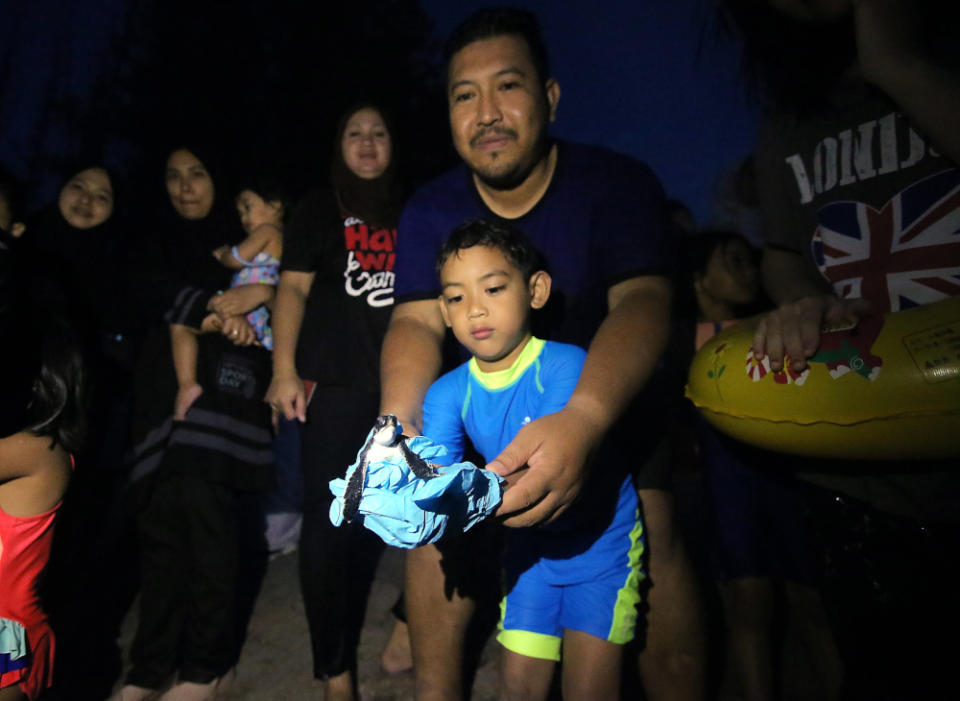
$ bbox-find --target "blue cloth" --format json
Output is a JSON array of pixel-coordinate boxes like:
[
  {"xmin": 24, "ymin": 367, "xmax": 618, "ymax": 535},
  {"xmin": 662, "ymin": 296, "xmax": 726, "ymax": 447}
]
[
  {"xmin": 328, "ymin": 431, "xmax": 504, "ymax": 548},
  {"xmin": 394, "ymin": 141, "xmax": 672, "ymax": 350}
]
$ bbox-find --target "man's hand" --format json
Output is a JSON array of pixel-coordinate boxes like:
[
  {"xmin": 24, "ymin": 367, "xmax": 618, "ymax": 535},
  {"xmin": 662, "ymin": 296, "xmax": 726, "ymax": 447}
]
[
  {"xmin": 220, "ymin": 315, "xmax": 258, "ymax": 346},
  {"xmin": 265, "ymin": 372, "xmax": 307, "ymax": 427},
  {"xmin": 752, "ymin": 294, "xmax": 872, "ymax": 372},
  {"xmin": 208, "ymin": 284, "xmax": 273, "ymax": 319},
  {"xmin": 487, "ymin": 404, "xmax": 603, "ymax": 527}
]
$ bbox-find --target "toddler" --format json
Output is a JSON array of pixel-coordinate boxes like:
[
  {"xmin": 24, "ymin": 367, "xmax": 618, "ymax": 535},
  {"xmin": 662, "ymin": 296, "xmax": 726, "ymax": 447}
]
[{"xmin": 170, "ymin": 188, "xmax": 283, "ymax": 420}]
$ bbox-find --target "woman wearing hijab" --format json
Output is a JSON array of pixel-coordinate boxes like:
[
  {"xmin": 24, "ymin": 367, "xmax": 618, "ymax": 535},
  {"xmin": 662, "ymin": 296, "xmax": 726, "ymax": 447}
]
[
  {"xmin": 16, "ymin": 162, "xmax": 151, "ymax": 695},
  {"xmin": 266, "ymin": 103, "xmax": 402, "ymax": 700},
  {"xmin": 113, "ymin": 144, "xmax": 274, "ymax": 701},
  {"xmin": 22, "ymin": 163, "xmax": 134, "ymax": 364}
]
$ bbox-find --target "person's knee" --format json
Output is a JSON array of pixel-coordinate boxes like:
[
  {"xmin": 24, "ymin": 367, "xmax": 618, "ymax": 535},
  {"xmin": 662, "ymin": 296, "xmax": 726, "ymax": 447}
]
[
  {"xmin": 561, "ymin": 666, "xmax": 620, "ymax": 700},
  {"xmin": 501, "ymin": 671, "xmax": 546, "ymax": 701},
  {"xmin": 413, "ymin": 669, "xmax": 463, "ymax": 701},
  {"xmin": 500, "ymin": 651, "xmax": 555, "ymax": 701}
]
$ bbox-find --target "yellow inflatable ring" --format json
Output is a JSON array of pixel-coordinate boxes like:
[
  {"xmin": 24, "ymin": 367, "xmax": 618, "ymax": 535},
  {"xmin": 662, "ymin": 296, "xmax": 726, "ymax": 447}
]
[{"xmin": 685, "ymin": 296, "xmax": 960, "ymax": 460}]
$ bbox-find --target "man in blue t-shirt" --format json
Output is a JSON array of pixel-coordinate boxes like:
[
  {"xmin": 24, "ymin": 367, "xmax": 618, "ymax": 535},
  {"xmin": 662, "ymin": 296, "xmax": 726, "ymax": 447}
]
[{"xmin": 380, "ymin": 8, "xmax": 703, "ymax": 700}]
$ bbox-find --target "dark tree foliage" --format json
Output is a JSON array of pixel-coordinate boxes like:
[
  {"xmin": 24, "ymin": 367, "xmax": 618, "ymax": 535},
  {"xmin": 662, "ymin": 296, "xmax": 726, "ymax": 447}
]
[{"xmin": 54, "ymin": 0, "xmax": 455, "ymax": 212}]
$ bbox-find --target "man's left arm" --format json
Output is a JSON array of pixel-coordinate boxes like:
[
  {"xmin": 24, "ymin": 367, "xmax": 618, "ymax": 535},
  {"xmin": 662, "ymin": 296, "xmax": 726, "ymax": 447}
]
[{"xmin": 488, "ymin": 274, "xmax": 672, "ymax": 526}]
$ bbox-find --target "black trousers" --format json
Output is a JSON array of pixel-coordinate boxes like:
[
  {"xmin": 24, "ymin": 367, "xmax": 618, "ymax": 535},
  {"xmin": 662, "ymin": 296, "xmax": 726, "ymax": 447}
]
[
  {"xmin": 299, "ymin": 386, "xmax": 386, "ymax": 680},
  {"xmin": 127, "ymin": 473, "xmax": 239, "ymax": 688}
]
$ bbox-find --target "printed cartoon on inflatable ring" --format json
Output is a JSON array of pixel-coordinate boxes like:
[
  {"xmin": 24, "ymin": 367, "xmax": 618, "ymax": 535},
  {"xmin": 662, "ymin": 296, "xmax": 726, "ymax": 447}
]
[{"xmin": 685, "ymin": 295, "xmax": 960, "ymax": 459}]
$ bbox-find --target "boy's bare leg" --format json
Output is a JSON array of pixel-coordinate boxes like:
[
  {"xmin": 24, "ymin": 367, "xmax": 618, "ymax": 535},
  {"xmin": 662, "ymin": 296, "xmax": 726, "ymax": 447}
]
[
  {"xmin": 561, "ymin": 630, "xmax": 623, "ymax": 700},
  {"xmin": 406, "ymin": 543, "xmax": 475, "ymax": 701},
  {"xmin": 500, "ymin": 649, "xmax": 555, "ymax": 701},
  {"xmin": 636, "ymin": 488, "xmax": 705, "ymax": 701}
]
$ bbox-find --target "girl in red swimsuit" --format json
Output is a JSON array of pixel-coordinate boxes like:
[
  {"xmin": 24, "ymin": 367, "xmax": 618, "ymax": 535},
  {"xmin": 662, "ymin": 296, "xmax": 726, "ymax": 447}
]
[{"xmin": 0, "ymin": 313, "xmax": 85, "ymax": 701}]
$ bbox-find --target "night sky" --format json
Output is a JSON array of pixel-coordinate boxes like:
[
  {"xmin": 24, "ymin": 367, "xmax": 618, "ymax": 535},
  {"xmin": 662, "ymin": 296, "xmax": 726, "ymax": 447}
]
[{"xmin": 0, "ymin": 0, "xmax": 757, "ymax": 224}]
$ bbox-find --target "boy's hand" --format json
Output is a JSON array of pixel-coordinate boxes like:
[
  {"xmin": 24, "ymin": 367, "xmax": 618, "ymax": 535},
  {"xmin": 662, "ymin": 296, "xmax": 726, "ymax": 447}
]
[
  {"xmin": 174, "ymin": 383, "xmax": 203, "ymax": 421},
  {"xmin": 487, "ymin": 405, "xmax": 602, "ymax": 527},
  {"xmin": 265, "ymin": 373, "xmax": 307, "ymax": 427}
]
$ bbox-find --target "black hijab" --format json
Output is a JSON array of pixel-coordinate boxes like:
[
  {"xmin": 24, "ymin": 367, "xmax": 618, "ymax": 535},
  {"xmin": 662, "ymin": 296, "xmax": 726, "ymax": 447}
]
[
  {"xmin": 152, "ymin": 143, "xmax": 243, "ymax": 299},
  {"xmin": 27, "ymin": 163, "xmax": 120, "ymax": 264},
  {"xmin": 329, "ymin": 103, "xmax": 402, "ymax": 229},
  {"xmin": 0, "ymin": 228, "xmax": 38, "ymax": 438},
  {"xmin": 23, "ymin": 165, "xmax": 123, "ymax": 331}
]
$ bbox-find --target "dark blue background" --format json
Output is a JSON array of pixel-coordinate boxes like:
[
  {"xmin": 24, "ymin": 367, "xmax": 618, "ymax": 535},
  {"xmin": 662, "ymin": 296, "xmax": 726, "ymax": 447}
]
[{"xmin": 0, "ymin": 0, "xmax": 757, "ymax": 224}]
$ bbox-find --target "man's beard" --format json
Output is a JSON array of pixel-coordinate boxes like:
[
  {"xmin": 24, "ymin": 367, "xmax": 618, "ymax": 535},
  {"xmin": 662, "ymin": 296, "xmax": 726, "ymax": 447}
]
[{"xmin": 472, "ymin": 130, "xmax": 551, "ymax": 192}]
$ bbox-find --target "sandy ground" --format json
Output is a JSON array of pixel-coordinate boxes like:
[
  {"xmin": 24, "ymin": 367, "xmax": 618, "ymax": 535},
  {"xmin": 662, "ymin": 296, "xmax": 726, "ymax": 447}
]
[
  {"xmin": 115, "ymin": 546, "xmax": 501, "ymax": 700},
  {"xmin": 107, "ymin": 473, "xmax": 837, "ymax": 700}
]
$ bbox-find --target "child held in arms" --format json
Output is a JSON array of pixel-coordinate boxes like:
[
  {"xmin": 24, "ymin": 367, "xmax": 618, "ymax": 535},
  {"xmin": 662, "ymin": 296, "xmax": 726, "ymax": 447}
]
[
  {"xmin": 421, "ymin": 219, "xmax": 645, "ymax": 700},
  {"xmin": 170, "ymin": 185, "xmax": 284, "ymax": 420}
]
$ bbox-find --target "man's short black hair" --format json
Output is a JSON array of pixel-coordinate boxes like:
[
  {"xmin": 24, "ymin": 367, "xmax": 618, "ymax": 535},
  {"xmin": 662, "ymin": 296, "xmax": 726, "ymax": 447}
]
[
  {"xmin": 443, "ymin": 7, "xmax": 551, "ymax": 84},
  {"xmin": 437, "ymin": 218, "xmax": 546, "ymax": 281}
]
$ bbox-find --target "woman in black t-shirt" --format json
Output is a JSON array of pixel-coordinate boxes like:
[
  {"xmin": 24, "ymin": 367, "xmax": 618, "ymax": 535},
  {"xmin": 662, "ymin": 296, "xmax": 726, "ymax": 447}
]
[{"xmin": 265, "ymin": 104, "xmax": 402, "ymax": 699}]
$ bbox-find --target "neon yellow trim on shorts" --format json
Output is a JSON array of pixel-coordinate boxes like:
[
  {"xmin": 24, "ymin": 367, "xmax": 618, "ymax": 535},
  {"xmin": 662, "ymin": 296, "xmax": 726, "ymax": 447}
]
[
  {"xmin": 468, "ymin": 337, "xmax": 545, "ymax": 390},
  {"xmin": 497, "ymin": 627, "xmax": 562, "ymax": 661},
  {"xmin": 497, "ymin": 588, "xmax": 561, "ymax": 661},
  {"xmin": 607, "ymin": 506, "xmax": 646, "ymax": 644}
]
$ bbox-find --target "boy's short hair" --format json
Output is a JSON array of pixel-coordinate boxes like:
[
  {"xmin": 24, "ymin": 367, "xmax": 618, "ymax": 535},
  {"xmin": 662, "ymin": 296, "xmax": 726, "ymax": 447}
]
[
  {"xmin": 437, "ymin": 218, "xmax": 546, "ymax": 281},
  {"xmin": 443, "ymin": 7, "xmax": 551, "ymax": 84}
]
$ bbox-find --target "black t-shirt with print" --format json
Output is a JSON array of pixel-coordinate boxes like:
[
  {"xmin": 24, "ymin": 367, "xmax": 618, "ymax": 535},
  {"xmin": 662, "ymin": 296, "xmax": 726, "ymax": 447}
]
[
  {"xmin": 756, "ymin": 92, "xmax": 960, "ymax": 523},
  {"xmin": 281, "ymin": 188, "xmax": 395, "ymax": 393}
]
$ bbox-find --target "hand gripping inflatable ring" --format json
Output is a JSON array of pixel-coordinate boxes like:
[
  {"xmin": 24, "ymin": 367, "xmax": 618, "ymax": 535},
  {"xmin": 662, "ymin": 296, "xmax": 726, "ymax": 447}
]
[{"xmin": 685, "ymin": 296, "xmax": 960, "ymax": 460}]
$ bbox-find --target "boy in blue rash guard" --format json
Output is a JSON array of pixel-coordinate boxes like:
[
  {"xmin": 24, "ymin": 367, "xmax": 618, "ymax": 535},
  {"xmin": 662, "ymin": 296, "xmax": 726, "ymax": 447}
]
[{"xmin": 422, "ymin": 219, "xmax": 644, "ymax": 700}]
